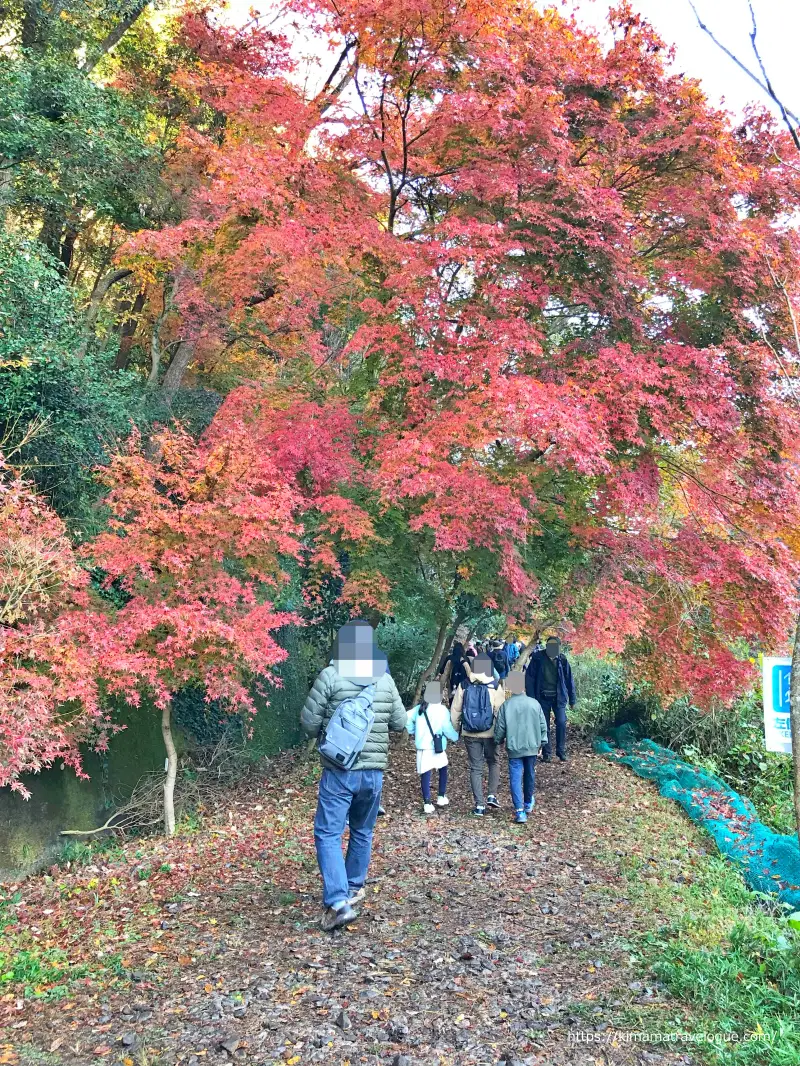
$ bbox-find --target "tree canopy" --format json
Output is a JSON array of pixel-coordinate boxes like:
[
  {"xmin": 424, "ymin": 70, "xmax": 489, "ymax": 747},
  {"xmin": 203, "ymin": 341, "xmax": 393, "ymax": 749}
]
[{"xmin": 3, "ymin": 0, "xmax": 800, "ymax": 791}]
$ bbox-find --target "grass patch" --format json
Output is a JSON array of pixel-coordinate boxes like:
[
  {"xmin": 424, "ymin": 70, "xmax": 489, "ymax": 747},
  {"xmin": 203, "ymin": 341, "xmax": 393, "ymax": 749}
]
[
  {"xmin": 56, "ymin": 836, "xmax": 125, "ymax": 868},
  {"xmin": 0, "ymin": 947, "xmax": 91, "ymax": 999},
  {"xmin": 605, "ymin": 777, "xmax": 800, "ymax": 1064}
]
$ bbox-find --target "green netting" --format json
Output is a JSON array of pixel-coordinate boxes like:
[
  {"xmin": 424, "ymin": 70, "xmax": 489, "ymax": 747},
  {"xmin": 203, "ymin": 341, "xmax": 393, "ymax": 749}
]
[{"xmin": 595, "ymin": 725, "xmax": 800, "ymax": 908}]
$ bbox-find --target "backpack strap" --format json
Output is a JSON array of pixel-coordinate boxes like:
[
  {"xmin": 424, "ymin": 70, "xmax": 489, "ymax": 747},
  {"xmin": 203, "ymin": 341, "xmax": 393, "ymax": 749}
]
[{"xmin": 420, "ymin": 705, "xmax": 439, "ymax": 740}]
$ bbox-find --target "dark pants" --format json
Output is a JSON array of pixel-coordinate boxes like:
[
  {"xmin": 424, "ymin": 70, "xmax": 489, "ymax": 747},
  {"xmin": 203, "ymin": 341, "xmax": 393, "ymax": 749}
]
[
  {"xmin": 313, "ymin": 768, "xmax": 383, "ymax": 909},
  {"xmin": 464, "ymin": 737, "xmax": 499, "ymax": 807},
  {"xmin": 420, "ymin": 765, "xmax": 448, "ymax": 802},
  {"xmin": 541, "ymin": 699, "xmax": 567, "ymax": 758},
  {"xmin": 508, "ymin": 755, "xmax": 536, "ymax": 809}
]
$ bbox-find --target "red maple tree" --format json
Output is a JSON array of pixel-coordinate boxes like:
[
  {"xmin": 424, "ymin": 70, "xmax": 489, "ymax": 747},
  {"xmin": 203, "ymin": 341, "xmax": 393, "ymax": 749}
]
[
  {"xmin": 82, "ymin": 392, "xmax": 382, "ymax": 832},
  {"xmin": 0, "ymin": 457, "xmax": 132, "ymax": 794},
  {"xmin": 119, "ymin": 0, "xmax": 800, "ymax": 707}
]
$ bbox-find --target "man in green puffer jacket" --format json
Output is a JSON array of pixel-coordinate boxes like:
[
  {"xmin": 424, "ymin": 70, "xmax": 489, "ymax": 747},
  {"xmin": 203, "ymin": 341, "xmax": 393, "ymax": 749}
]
[{"xmin": 301, "ymin": 620, "xmax": 406, "ymax": 932}]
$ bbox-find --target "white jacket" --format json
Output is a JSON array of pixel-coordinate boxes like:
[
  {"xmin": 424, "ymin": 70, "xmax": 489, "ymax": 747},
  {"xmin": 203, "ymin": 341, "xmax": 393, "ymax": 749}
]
[{"xmin": 406, "ymin": 702, "xmax": 460, "ymax": 752}]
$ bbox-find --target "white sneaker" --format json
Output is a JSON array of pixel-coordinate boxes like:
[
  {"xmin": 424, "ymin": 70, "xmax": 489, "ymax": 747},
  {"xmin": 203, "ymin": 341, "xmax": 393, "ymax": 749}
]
[
  {"xmin": 423, "ymin": 802, "xmax": 436, "ymax": 814},
  {"xmin": 436, "ymin": 795, "xmax": 450, "ymax": 807}
]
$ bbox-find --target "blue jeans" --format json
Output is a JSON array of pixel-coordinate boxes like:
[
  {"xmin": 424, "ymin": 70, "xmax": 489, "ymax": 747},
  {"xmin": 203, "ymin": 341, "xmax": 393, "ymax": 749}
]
[
  {"xmin": 314, "ymin": 767, "xmax": 383, "ymax": 908},
  {"xmin": 541, "ymin": 700, "xmax": 567, "ymax": 758},
  {"xmin": 508, "ymin": 755, "xmax": 537, "ymax": 810}
]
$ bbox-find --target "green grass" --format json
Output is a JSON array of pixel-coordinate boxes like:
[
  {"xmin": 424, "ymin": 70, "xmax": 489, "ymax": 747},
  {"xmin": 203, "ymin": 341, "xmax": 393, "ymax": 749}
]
[
  {"xmin": 0, "ymin": 947, "xmax": 91, "ymax": 999},
  {"xmin": 607, "ymin": 789, "xmax": 800, "ymax": 1064},
  {"xmin": 641, "ymin": 915, "xmax": 800, "ymax": 1065},
  {"xmin": 0, "ymin": 886, "xmax": 129, "ymax": 1000},
  {"xmin": 56, "ymin": 836, "xmax": 125, "ymax": 867}
]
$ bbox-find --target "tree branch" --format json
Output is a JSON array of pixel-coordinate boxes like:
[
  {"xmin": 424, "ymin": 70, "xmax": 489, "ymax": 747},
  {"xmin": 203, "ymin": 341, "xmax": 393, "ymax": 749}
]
[
  {"xmin": 76, "ymin": 267, "xmax": 135, "ymax": 357},
  {"xmin": 315, "ymin": 37, "xmax": 358, "ymax": 115},
  {"xmin": 84, "ymin": 268, "xmax": 134, "ymax": 328},
  {"xmin": 688, "ymin": 1, "xmax": 800, "ymax": 134},
  {"xmin": 81, "ymin": 1, "xmax": 150, "ymax": 75},
  {"xmin": 747, "ymin": 2, "xmax": 800, "ymax": 151}
]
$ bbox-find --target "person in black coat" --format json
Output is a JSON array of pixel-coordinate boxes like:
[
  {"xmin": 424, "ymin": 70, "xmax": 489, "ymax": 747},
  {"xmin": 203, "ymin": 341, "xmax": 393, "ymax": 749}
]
[{"xmin": 524, "ymin": 635, "xmax": 576, "ymax": 761}]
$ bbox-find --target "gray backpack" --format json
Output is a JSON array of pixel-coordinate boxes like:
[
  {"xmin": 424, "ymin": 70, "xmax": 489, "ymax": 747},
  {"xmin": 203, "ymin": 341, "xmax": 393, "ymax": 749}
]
[{"xmin": 318, "ymin": 685, "xmax": 376, "ymax": 768}]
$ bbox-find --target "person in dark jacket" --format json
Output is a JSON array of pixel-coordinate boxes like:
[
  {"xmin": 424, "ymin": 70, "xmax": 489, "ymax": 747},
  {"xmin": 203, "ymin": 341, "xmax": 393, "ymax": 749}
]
[
  {"xmin": 524, "ymin": 635, "xmax": 576, "ymax": 762},
  {"xmin": 489, "ymin": 640, "xmax": 510, "ymax": 680},
  {"xmin": 451, "ymin": 656, "xmax": 506, "ymax": 815},
  {"xmin": 301, "ymin": 620, "xmax": 406, "ymax": 931},
  {"xmin": 438, "ymin": 641, "xmax": 467, "ymax": 703}
]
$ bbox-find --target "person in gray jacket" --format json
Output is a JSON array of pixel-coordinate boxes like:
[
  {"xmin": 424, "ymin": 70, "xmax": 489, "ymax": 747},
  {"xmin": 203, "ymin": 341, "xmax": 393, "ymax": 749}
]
[
  {"xmin": 301, "ymin": 620, "xmax": 406, "ymax": 931},
  {"xmin": 494, "ymin": 672, "xmax": 548, "ymax": 823}
]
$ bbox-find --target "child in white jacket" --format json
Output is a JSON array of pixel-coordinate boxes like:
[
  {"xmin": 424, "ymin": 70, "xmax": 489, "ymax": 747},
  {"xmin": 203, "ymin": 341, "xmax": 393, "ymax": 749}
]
[{"xmin": 407, "ymin": 681, "xmax": 460, "ymax": 814}]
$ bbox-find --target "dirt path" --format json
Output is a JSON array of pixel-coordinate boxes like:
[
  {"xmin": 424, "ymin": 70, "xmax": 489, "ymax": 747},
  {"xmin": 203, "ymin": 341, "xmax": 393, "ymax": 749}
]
[{"xmin": 3, "ymin": 738, "xmax": 700, "ymax": 1066}]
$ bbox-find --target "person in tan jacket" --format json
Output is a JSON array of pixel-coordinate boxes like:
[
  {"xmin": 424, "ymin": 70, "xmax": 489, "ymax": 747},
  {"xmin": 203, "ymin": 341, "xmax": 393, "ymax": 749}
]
[{"xmin": 451, "ymin": 655, "xmax": 506, "ymax": 815}]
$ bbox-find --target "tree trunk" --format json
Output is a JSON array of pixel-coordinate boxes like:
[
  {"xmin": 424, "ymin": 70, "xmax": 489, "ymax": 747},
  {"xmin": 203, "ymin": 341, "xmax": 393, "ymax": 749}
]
[
  {"xmin": 39, "ymin": 209, "xmax": 64, "ymax": 261},
  {"xmin": 161, "ymin": 702, "xmax": 178, "ymax": 837},
  {"xmin": 790, "ymin": 614, "xmax": 800, "ymax": 847},
  {"xmin": 60, "ymin": 224, "xmax": 78, "ymax": 272},
  {"xmin": 413, "ymin": 617, "xmax": 451, "ymax": 707},
  {"xmin": 81, "ymin": 2, "xmax": 150, "ymax": 74},
  {"xmin": 161, "ymin": 340, "xmax": 194, "ymax": 400},
  {"xmin": 84, "ymin": 268, "xmax": 134, "ymax": 332},
  {"xmin": 516, "ymin": 629, "xmax": 543, "ymax": 672},
  {"xmin": 438, "ymin": 614, "xmax": 465, "ymax": 671},
  {"xmin": 147, "ymin": 329, "xmax": 162, "ymax": 386},
  {"xmin": 21, "ymin": 0, "xmax": 41, "ymax": 48},
  {"xmin": 114, "ymin": 292, "xmax": 146, "ymax": 370}
]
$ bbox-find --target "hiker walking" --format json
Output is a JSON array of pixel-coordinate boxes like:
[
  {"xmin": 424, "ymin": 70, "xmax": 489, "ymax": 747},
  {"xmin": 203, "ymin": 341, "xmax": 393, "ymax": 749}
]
[
  {"xmin": 505, "ymin": 637, "xmax": 521, "ymax": 670},
  {"xmin": 439, "ymin": 640, "xmax": 468, "ymax": 704},
  {"xmin": 407, "ymin": 681, "xmax": 459, "ymax": 814},
  {"xmin": 489, "ymin": 639, "xmax": 510, "ymax": 680},
  {"xmin": 450, "ymin": 654, "xmax": 506, "ymax": 816},
  {"xmin": 301, "ymin": 620, "xmax": 406, "ymax": 931},
  {"xmin": 494, "ymin": 672, "xmax": 548, "ymax": 823},
  {"xmin": 524, "ymin": 635, "xmax": 576, "ymax": 762}
]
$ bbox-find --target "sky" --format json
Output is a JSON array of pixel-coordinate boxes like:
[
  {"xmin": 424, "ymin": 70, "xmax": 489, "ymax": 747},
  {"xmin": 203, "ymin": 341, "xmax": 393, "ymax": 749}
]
[
  {"xmin": 573, "ymin": 0, "xmax": 799, "ymax": 122},
  {"xmin": 225, "ymin": 0, "xmax": 799, "ymax": 125}
]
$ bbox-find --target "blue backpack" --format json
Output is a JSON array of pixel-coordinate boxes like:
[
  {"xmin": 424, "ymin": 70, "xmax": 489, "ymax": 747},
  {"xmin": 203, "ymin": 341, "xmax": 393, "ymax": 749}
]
[
  {"xmin": 461, "ymin": 679, "xmax": 495, "ymax": 733},
  {"xmin": 318, "ymin": 685, "xmax": 376, "ymax": 768}
]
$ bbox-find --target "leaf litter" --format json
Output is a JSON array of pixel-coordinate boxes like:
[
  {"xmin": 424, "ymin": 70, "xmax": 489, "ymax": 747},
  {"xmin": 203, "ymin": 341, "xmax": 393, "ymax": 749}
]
[{"xmin": 1, "ymin": 739, "xmax": 700, "ymax": 1065}]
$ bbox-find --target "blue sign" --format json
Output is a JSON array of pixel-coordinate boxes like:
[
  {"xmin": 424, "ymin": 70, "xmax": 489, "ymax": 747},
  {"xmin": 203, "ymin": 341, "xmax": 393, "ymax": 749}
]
[
  {"xmin": 764, "ymin": 657, "xmax": 793, "ymax": 754},
  {"xmin": 773, "ymin": 663, "xmax": 792, "ymax": 713}
]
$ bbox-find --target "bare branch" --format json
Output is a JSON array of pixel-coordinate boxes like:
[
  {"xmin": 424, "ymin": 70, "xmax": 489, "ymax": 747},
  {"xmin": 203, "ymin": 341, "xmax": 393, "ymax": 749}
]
[
  {"xmin": 747, "ymin": 2, "xmax": 800, "ymax": 151},
  {"xmin": 316, "ymin": 37, "xmax": 355, "ymax": 96},
  {"xmin": 688, "ymin": 1, "xmax": 800, "ymax": 134}
]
